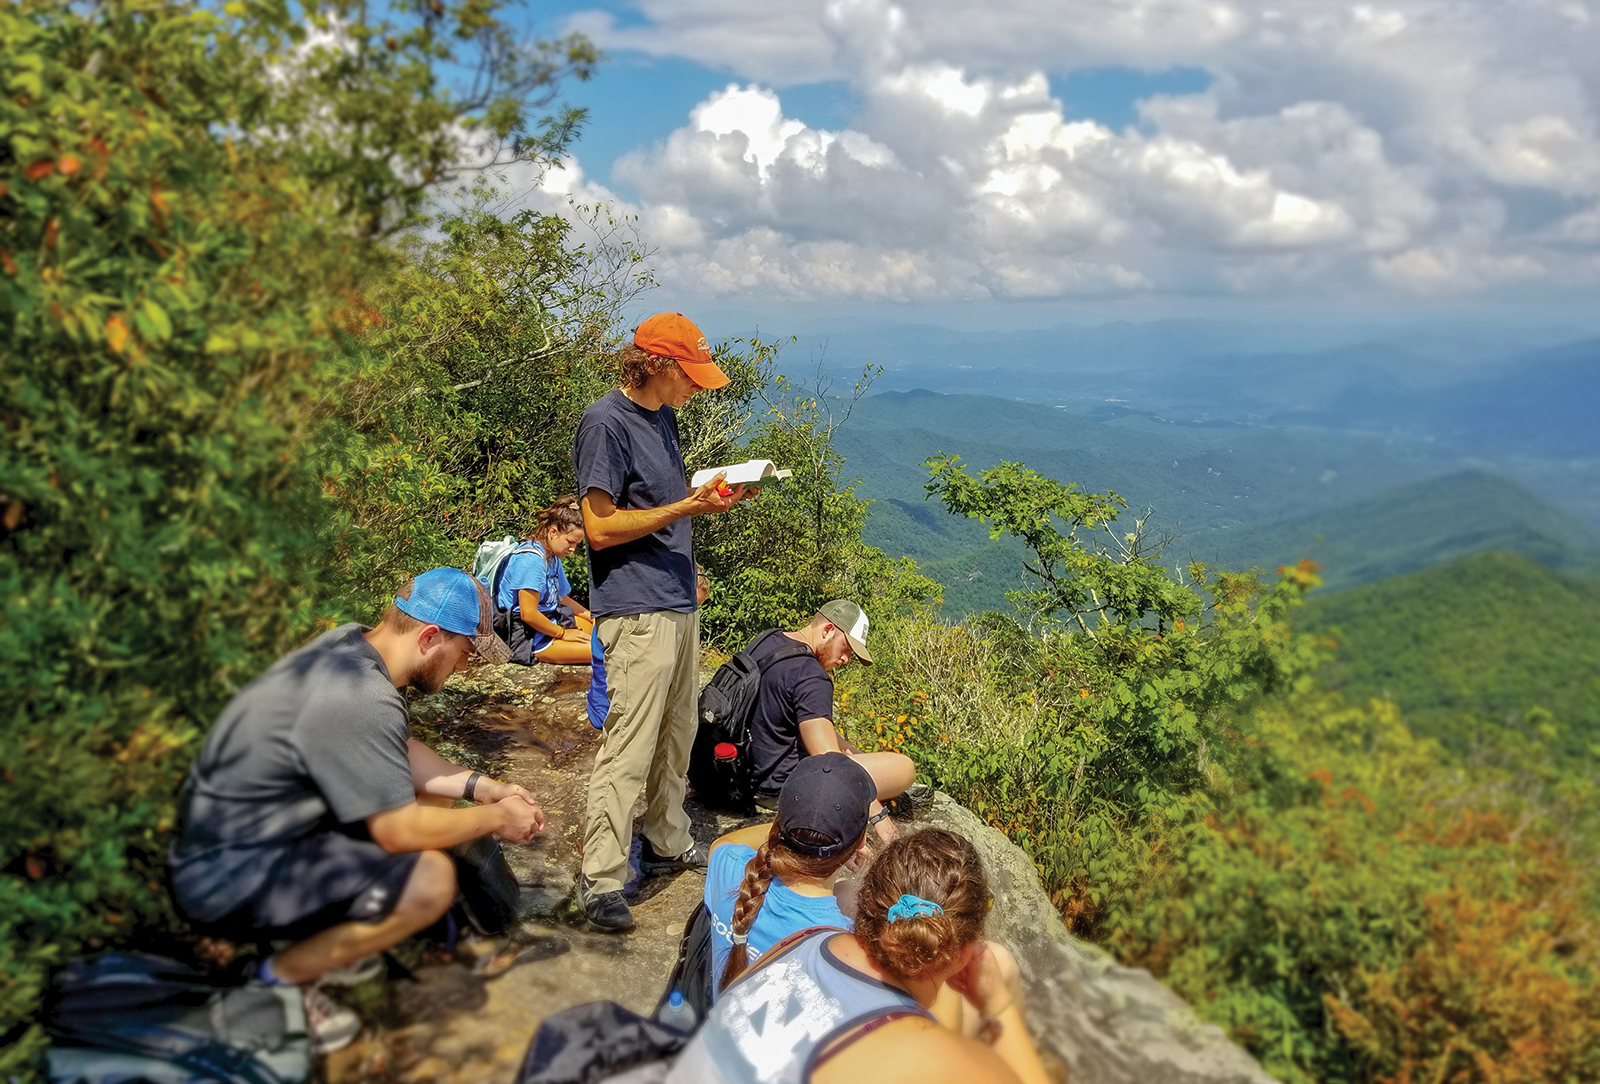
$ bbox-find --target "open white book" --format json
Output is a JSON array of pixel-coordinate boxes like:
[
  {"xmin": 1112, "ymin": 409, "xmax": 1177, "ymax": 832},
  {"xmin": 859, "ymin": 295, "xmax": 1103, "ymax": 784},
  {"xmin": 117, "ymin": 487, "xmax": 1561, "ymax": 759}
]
[{"xmin": 690, "ymin": 458, "xmax": 793, "ymax": 490}]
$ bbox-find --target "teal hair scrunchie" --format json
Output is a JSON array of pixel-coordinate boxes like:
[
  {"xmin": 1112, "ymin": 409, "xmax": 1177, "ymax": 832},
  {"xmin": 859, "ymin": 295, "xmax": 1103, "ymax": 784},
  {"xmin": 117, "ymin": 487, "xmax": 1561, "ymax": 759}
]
[{"xmin": 886, "ymin": 894, "xmax": 945, "ymax": 923}]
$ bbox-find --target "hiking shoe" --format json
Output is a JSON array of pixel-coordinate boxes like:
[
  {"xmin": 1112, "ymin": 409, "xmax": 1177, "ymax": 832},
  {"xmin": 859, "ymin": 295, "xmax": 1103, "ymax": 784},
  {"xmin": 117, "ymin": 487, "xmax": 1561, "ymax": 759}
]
[
  {"xmin": 317, "ymin": 954, "xmax": 383, "ymax": 988},
  {"xmin": 883, "ymin": 784, "xmax": 935, "ymax": 820},
  {"xmin": 303, "ymin": 985, "xmax": 361, "ymax": 1054},
  {"xmin": 579, "ymin": 878, "xmax": 636, "ymax": 933},
  {"xmin": 639, "ymin": 839, "xmax": 709, "ymax": 876}
]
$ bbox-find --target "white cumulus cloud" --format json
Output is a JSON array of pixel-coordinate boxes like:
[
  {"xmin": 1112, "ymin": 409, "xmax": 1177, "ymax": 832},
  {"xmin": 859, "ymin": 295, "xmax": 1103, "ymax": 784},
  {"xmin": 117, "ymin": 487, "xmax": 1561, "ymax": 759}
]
[{"xmin": 528, "ymin": 0, "xmax": 1600, "ymax": 302}]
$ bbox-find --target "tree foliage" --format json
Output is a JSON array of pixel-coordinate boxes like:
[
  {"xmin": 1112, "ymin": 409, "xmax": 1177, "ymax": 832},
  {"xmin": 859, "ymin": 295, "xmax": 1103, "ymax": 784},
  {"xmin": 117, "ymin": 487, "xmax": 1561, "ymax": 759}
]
[
  {"xmin": 697, "ymin": 368, "xmax": 941, "ymax": 648},
  {"xmin": 836, "ymin": 457, "xmax": 1331, "ymax": 933},
  {"xmin": 0, "ymin": 0, "xmax": 592, "ymax": 1070},
  {"xmin": 1110, "ymin": 694, "xmax": 1600, "ymax": 1084},
  {"xmin": 324, "ymin": 200, "xmax": 654, "ymax": 605}
]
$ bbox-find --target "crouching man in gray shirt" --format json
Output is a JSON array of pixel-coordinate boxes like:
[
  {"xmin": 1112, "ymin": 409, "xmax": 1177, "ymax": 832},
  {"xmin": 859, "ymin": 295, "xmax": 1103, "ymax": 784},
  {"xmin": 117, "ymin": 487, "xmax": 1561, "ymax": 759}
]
[{"xmin": 169, "ymin": 568, "xmax": 545, "ymax": 1052}]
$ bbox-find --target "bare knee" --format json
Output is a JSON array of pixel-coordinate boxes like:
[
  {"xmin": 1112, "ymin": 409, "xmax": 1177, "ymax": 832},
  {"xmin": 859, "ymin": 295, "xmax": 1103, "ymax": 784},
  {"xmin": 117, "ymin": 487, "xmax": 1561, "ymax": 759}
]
[
  {"xmin": 857, "ymin": 752, "xmax": 916, "ymax": 800},
  {"xmin": 395, "ymin": 849, "xmax": 456, "ymax": 926}
]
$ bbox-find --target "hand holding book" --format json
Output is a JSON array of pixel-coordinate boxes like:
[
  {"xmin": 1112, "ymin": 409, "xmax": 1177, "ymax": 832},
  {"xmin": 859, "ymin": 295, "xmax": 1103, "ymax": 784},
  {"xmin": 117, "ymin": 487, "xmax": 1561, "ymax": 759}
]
[{"xmin": 690, "ymin": 459, "xmax": 792, "ymax": 495}]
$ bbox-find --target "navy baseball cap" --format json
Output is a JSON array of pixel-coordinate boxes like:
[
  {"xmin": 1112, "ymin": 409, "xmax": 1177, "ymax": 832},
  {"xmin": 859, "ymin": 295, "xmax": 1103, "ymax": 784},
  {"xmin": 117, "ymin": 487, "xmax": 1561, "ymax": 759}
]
[
  {"xmin": 776, "ymin": 753, "xmax": 877, "ymax": 859},
  {"xmin": 394, "ymin": 568, "xmax": 511, "ymax": 665}
]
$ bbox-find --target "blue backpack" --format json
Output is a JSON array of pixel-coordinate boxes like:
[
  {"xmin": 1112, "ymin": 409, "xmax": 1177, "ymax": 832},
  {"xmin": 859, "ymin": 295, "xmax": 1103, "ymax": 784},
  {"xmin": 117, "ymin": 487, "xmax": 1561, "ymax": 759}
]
[
  {"xmin": 42, "ymin": 952, "xmax": 308, "ymax": 1084},
  {"xmin": 472, "ymin": 536, "xmax": 542, "ymax": 639}
]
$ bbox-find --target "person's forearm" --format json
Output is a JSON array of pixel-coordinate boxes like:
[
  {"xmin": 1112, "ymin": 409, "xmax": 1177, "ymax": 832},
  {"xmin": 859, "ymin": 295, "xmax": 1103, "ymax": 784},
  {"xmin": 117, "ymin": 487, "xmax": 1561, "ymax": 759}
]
[
  {"xmin": 559, "ymin": 595, "xmax": 591, "ymax": 619},
  {"xmin": 517, "ymin": 591, "xmax": 566, "ymax": 638},
  {"xmin": 983, "ymin": 1002, "xmax": 1052, "ymax": 1084},
  {"xmin": 584, "ymin": 500, "xmax": 690, "ymax": 550},
  {"xmin": 369, "ymin": 802, "xmax": 505, "ymax": 853},
  {"xmin": 799, "ymin": 717, "xmax": 843, "ymax": 756},
  {"xmin": 407, "ymin": 738, "xmax": 473, "ymax": 799}
]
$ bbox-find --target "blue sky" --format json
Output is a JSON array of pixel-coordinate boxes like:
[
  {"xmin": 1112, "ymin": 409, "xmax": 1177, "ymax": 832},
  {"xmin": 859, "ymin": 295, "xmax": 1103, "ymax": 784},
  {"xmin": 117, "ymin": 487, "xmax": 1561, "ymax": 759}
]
[{"xmin": 492, "ymin": 0, "xmax": 1600, "ymax": 337}]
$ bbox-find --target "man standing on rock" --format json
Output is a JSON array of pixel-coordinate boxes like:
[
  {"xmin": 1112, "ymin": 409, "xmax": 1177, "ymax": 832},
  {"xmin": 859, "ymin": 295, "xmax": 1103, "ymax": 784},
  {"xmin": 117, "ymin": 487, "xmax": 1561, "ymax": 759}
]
[
  {"xmin": 169, "ymin": 568, "xmax": 546, "ymax": 1053},
  {"xmin": 572, "ymin": 313, "xmax": 746, "ymax": 932}
]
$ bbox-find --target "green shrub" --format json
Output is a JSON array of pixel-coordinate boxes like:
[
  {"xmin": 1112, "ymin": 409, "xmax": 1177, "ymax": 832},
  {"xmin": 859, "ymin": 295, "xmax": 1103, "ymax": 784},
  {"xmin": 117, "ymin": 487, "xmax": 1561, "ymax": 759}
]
[
  {"xmin": 1109, "ymin": 694, "xmax": 1600, "ymax": 1084},
  {"xmin": 835, "ymin": 457, "xmax": 1330, "ymax": 930},
  {"xmin": 0, "ymin": 1, "xmax": 591, "ymax": 1070},
  {"xmin": 697, "ymin": 370, "xmax": 941, "ymax": 647}
]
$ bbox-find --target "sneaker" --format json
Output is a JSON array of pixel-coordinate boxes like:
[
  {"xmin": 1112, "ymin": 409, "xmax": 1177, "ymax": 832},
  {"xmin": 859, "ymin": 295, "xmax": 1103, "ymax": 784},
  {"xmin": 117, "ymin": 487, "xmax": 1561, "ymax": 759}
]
[
  {"xmin": 639, "ymin": 839, "xmax": 709, "ymax": 876},
  {"xmin": 317, "ymin": 954, "xmax": 383, "ymax": 988},
  {"xmin": 302, "ymin": 985, "xmax": 361, "ymax": 1054},
  {"xmin": 578, "ymin": 878, "xmax": 636, "ymax": 933},
  {"xmin": 883, "ymin": 784, "xmax": 935, "ymax": 820}
]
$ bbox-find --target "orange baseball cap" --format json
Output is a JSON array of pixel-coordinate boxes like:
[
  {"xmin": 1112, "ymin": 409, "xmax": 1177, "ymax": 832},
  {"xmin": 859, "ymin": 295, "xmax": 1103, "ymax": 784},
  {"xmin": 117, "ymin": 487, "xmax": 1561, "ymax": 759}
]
[{"xmin": 634, "ymin": 312, "xmax": 730, "ymax": 390}]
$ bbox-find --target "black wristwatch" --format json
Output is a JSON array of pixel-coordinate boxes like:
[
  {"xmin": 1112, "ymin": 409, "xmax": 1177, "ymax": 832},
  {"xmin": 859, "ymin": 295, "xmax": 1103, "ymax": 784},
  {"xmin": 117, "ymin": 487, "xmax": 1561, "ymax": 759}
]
[{"xmin": 464, "ymin": 771, "xmax": 483, "ymax": 802}]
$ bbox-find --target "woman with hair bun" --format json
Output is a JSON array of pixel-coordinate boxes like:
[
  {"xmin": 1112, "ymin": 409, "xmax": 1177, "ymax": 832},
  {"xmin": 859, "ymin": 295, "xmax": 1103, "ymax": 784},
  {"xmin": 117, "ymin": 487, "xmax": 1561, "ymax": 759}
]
[
  {"xmin": 705, "ymin": 752, "xmax": 875, "ymax": 996},
  {"xmin": 496, "ymin": 496, "xmax": 594, "ymax": 665},
  {"xmin": 669, "ymin": 828, "xmax": 1051, "ymax": 1084}
]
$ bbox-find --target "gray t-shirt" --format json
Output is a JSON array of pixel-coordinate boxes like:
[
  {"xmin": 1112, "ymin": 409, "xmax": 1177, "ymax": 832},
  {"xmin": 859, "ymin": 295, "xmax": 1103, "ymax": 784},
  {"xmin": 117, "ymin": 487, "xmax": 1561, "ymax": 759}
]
[
  {"xmin": 169, "ymin": 624, "xmax": 415, "ymax": 922},
  {"xmin": 572, "ymin": 389, "xmax": 696, "ymax": 617}
]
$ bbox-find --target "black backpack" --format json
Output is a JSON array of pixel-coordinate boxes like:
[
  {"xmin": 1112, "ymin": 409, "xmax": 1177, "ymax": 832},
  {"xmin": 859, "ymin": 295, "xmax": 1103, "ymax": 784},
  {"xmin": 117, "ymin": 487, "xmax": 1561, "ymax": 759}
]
[
  {"xmin": 688, "ymin": 630, "xmax": 816, "ymax": 813},
  {"xmin": 653, "ymin": 902, "xmax": 714, "ymax": 1032},
  {"xmin": 452, "ymin": 834, "xmax": 522, "ymax": 937},
  {"xmin": 41, "ymin": 952, "xmax": 308, "ymax": 1084},
  {"xmin": 516, "ymin": 1000, "xmax": 689, "ymax": 1084}
]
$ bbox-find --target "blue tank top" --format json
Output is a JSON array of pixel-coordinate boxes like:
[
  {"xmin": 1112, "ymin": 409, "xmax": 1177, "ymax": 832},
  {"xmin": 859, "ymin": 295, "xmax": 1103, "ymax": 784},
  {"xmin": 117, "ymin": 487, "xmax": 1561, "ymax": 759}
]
[{"xmin": 667, "ymin": 930, "xmax": 931, "ymax": 1084}]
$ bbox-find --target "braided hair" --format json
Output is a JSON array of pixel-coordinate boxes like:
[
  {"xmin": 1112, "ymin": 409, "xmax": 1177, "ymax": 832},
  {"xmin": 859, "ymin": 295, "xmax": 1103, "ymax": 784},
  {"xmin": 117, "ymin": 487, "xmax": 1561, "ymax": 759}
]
[{"xmin": 719, "ymin": 821, "xmax": 864, "ymax": 990}]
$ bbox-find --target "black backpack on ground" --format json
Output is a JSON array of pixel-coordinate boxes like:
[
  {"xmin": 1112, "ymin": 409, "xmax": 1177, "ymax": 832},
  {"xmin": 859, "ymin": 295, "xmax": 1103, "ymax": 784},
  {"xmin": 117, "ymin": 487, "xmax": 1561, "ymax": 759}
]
[
  {"xmin": 41, "ymin": 952, "xmax": 308, "ymax": 1084},
  {"xmin": 688, "ymin": 630, "xmax": 817, "ymax": 813},
  {"xmin": 652, "ymin": 902, "xmax": 714, "ymax": 1032},
  {"xmin": 452, "ymin": 834, "xmax": 522, "ymax": 937},
  {"xmin": 516, "ymin": 1000, "xmax": 688, "ymax": 1084}
]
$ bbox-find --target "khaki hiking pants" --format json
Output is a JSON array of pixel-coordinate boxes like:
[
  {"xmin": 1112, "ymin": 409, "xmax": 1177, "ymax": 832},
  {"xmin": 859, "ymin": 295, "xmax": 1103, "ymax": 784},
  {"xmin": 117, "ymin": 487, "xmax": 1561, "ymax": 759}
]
[{"xmin": 581, "ymin": 609, "xmax": 699, "ymax": 893}]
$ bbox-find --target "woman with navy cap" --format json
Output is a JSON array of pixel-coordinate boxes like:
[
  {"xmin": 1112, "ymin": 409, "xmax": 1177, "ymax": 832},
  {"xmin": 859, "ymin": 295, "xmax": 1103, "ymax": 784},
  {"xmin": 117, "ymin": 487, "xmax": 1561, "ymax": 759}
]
[
  {"xmin": 672, "ymin": 825, "xmax": 1051, "ymax": 1084},
  {"xmin": 705, "ymin": 752, "xmax": 875, "ymax": 996}
]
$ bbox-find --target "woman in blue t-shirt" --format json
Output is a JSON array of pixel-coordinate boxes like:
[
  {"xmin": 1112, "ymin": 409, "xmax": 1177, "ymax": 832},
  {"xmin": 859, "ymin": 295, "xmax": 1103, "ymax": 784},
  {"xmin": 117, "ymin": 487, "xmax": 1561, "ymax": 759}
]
[
  {"xmin": 498, "ymin": 497, "xmax": 594, "ymax": 666},
  {"xmin": 705, "ymin": 752, "xmax": 877, "ymax": 996}
]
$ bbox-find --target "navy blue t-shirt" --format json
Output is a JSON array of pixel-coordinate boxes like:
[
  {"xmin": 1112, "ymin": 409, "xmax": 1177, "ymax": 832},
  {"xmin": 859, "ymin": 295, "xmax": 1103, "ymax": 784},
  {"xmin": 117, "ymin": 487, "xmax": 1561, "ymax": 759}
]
[
  {"xmin": 747, "ymin": 632, "xmax": 836, "ymax": 799},
  {"xmin": 573, "ymin": 390, "xmax": 696, "ymax": 617}
]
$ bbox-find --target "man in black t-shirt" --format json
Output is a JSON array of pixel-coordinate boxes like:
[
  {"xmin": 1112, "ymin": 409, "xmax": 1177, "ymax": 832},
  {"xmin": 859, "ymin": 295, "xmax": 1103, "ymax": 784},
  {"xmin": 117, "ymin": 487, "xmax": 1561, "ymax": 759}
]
[
  {"xmin": 170, "ymin": 569, "xmax": 546, "ymax": 1052},
  {"xmin": 571, "ymin": 313, "xmax": 750, "ymax": 932},
  {"xmin": 748, "ymin": 600, "xmax": 916, "ymax": 839}
]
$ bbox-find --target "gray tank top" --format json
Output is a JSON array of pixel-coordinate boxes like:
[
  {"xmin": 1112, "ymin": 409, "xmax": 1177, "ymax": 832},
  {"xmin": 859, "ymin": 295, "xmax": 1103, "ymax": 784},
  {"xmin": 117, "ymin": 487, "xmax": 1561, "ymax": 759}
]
[{"xmin": 667, "ymin": 930, "xmax": 931, "ymax": 1084}]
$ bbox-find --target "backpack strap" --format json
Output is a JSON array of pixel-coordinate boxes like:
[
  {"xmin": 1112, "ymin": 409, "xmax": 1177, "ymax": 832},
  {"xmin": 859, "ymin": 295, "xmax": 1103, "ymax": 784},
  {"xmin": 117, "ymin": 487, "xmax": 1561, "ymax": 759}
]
[
  {"xmin": 718, "ymin": 925, "xmax": 849, "ymax": 997},
  {"xmin": 747, "ymin": 630, "xmax": 821, "ymax": 673}
]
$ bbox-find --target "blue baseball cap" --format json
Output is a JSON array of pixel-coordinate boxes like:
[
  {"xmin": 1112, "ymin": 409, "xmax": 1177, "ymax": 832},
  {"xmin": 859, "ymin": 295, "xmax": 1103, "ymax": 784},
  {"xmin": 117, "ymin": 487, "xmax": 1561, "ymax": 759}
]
[{"xmin": 394, "ymin": 568, "xmax": 512, "ymax": 664}]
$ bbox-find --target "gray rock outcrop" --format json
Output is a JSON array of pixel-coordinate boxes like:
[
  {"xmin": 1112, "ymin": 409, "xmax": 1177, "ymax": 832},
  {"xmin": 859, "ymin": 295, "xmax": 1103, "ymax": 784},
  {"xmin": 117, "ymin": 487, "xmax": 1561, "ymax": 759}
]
[{"xmin": 922, "ymin": 794, "xmax": 1277, "ymax": 1084}]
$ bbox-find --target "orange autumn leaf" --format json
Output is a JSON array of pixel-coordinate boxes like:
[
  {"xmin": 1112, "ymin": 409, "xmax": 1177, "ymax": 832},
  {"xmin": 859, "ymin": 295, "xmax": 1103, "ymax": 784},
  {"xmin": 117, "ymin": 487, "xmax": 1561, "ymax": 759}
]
[
  {"xmin": 106, "ymin": 315, "xmax": 130, "ymax": 354},
  {"xmin": 26, "ymin": 159, "xmax": 54, "ymax": 180},
  {"xmin": 58, "ymin": 154, "xmax": 82, "ymax": 175},
  {"xmin": 42, "ymin": 219, "xmax": 59, "ymax": 247},
  {"xmin": 1, "ymin": 250, "xmax": 15, "ymax": 276}
]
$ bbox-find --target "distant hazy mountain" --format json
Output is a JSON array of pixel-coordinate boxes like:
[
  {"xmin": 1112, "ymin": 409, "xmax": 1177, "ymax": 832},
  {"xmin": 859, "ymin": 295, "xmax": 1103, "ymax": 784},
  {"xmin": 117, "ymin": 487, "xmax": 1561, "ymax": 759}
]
[
  {"xmin": 1302, "ymin": 550, "xmax": 1600, "ymax": 761},
  {"xmin": 1214, "ymin": 470, "xmax": 1600, "ymax": 590},
  {"xmin": 833, "ymin": 387, "xmax": 1600, "ymax": 614},
  {"xmin": 799, "ymin": 323, "xmax": 1600, "ymax": 460}
]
